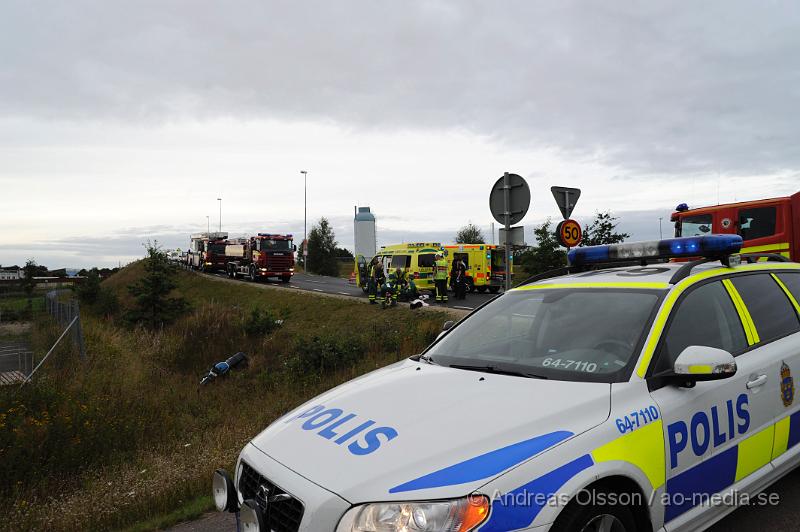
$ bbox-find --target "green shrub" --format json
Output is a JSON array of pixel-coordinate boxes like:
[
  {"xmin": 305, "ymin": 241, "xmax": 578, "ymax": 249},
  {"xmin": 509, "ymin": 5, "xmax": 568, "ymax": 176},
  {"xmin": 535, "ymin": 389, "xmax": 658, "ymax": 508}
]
[
  {"xmin": 243, "ymin": 307, "xmax": 281, "ymax": 337},
  {"xmin": 286, "ymin": 333, "xmax": 367, "ymax": 377}
]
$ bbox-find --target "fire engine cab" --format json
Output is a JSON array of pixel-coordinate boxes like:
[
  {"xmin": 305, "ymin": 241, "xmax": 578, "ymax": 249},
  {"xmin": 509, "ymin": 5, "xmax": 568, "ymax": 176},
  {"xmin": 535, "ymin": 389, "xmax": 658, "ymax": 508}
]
[{"xmin": 672, "ymin": 190, "xmax": 800, "ymax": 260}]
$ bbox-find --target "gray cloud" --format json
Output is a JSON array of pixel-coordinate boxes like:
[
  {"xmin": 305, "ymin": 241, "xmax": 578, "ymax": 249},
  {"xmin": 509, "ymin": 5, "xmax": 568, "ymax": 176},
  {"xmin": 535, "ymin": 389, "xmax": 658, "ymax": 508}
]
[{"xmin": 3, "ymin": 1, "xmax": 800, "ymax": 175}]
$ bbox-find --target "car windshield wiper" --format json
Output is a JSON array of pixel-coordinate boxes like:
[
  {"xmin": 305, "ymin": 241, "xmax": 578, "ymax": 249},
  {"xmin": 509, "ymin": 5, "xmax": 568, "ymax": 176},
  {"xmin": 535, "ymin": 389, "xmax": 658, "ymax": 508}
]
[
  {"xmin": 448, "ymin": 364, "xmax": 547, "ymax": 379},
  {"xmin": 418, "ymin": 354, "xmax": 437, "ymax": 365}
]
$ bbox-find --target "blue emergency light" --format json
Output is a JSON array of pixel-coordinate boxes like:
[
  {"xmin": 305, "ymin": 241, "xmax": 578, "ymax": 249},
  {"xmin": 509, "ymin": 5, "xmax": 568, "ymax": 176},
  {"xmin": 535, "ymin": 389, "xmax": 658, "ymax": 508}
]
[{"xmin": 567, "ymin": 235, "xmax": 743, "ymax": 266}]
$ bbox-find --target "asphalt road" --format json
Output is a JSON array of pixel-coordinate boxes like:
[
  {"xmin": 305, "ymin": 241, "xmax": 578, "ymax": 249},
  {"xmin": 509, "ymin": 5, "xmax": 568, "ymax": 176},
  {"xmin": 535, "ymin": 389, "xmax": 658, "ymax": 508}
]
[{"xmin": 207, "ymin": 270, "xmax": 498, "ymax": 311}]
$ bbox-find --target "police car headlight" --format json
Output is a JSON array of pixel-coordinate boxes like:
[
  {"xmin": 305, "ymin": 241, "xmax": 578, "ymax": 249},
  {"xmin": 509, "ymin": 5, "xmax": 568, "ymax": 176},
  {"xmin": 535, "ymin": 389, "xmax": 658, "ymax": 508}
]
[{"xmin": 336, "ymin": 495, "xmax": 489, "ymax": 532}]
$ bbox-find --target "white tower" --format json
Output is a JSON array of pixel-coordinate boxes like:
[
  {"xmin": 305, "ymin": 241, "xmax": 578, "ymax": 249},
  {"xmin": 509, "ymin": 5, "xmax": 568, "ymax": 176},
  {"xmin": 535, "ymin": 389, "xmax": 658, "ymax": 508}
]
[{"xmin": 354, "ymin": 206, "xmax": 376, "ymax": 258}]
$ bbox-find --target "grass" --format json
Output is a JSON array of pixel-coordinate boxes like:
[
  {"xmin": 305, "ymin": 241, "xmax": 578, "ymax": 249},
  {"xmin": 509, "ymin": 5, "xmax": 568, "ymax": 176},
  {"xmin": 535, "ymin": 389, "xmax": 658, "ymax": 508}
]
[
  {"xmin": 0, "ymin": 262, "xmax": 448, "ymax": 531},
  {"xmin": 118, "ymin": 496, "xmax": 214, "ymax": 532}
]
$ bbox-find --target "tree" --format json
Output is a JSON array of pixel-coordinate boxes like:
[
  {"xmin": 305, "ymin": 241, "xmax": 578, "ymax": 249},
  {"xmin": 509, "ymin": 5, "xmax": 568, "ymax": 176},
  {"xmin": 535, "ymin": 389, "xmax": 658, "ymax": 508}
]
[
  {"xmin": 306, "ymin": 218, "xmax": 339, "ymax": 277},
  {"xmin": 126, "ymin": 241, "xmax": 189, "ymax": 328},
  {"xmin": 455, "ymin": 223, "xmax": 486, "ymax": 244},
  {"xmin": 21, "ymin": 259, "xmax": 38, "ymax": 310},
  {"xmin": 334, "ymin": 246, "xmax": 354, "ymax": 259},
  {"xmin": 516, "ymin": 220, "xmax": 567, "ymax": 276},
  {"xmin": 77, "ymin": 268, "xmax": 102, "ymax": 304},
  {"xmin": 580, "ymin": 211, "xmax": 630, "ymax": 247}
]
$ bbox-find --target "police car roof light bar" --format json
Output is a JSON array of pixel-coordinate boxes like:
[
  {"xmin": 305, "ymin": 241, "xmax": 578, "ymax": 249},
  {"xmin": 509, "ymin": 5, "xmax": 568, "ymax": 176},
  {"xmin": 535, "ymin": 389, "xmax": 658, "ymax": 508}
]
[{"xmin": 568, "ymin": 235, "xmax": 743, "ymax": 267}]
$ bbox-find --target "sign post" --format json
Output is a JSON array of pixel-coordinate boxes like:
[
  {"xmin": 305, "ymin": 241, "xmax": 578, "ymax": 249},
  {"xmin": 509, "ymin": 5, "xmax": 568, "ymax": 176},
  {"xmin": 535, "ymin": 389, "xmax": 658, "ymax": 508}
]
[
  {"xmin": 490, "ymin": 173, "xmax": 531, "ymax": 292},
  {"xmin": 551, "ymin": 186, "xmax": 582, "ymax": 265}
]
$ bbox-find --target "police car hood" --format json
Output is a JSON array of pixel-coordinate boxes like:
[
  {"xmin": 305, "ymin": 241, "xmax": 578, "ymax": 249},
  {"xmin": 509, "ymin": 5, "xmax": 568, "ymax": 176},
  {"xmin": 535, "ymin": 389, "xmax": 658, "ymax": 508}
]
[{"xmin": 249, "ymin": 359, "xmax": 610, "ymax": 503}]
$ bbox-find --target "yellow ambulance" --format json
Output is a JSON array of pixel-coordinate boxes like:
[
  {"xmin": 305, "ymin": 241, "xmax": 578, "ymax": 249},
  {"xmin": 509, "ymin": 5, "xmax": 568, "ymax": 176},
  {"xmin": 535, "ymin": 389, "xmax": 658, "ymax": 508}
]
[
  {"xmin": 443, "ymin": 244, "xmax": 506, "ymax": 293},
  {"xmin": 355, "ymin": 243, "xmax": 445, "ymax": 293}
]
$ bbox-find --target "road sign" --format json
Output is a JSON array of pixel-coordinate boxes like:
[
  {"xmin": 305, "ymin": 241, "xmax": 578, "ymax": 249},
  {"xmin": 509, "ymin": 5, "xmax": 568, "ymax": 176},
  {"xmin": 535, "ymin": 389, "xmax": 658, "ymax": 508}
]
[
  {"xmin": 499, "ymin": 226, "xmax": 526, "ymax": 246},
  {"xmin": 551, "ymin": 186, "xmax": 581, "ymax": 219},
  {"xmin": 489, "ymin": 173, "xmax": 531, "ymax": 292},
  {"xmin": 490, "ymin": 174, "xmax": 531, "ymax": 226},
  {"xmin": 556, "ymin": 219, "xmax": 582, "ymax": 248}
]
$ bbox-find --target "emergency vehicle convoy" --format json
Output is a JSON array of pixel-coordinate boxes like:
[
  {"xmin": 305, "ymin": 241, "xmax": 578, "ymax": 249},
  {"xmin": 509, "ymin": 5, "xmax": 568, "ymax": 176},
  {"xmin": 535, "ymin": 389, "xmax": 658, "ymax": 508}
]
[
  {"xmin": 225, "ymin": 233, "xmax": 296, "ymax": 283},
  {"xmin": 672, "ymin": 189, "xmax": 800, "ymax": 260},
  {"xmin": 212, "ymin": 234, "xmax": 800, "ymax": 532}
]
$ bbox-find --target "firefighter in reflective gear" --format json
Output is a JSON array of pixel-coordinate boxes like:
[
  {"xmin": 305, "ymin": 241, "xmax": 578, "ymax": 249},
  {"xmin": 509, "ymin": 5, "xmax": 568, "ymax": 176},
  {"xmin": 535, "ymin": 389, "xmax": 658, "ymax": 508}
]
[
  {"xmin": 368, "ymin": 258, "xmax": 384, "ymax": 304},
  {"xmin": 399, "ymin": 269, "xmax": 418, "ymax": 302},
  {"xmin": 434, "ymin": 253, "xmax": 449, "ymax": 303},
  {"xmin": 382, "ymin": 267, "xmax": 399, "ymax": 308}
]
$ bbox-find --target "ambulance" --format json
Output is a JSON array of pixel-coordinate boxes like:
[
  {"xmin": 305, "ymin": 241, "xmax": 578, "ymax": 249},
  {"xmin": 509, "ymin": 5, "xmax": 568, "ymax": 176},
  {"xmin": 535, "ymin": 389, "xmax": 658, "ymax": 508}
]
[
  {"xmin": 355, "ymin": 243, "xmax": 447, "ymax": 294},
  {"xmin": 443, "ymin": 244, "xmax": 504, "ymax": 294},
  {"xmin": 213, "ymin": 235, "xmax": 800, "ymax": 532}
]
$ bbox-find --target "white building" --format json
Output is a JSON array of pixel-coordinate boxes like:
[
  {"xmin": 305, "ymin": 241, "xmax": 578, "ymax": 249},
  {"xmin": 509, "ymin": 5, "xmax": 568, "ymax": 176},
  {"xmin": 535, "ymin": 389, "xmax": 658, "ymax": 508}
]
[
  {"xmin": 0, "ymin": 268, "xmax": 21, "ymax": 281},
  {"xmin": 354, "ymin": 206, "xmax": 376, "ymax": 259}
]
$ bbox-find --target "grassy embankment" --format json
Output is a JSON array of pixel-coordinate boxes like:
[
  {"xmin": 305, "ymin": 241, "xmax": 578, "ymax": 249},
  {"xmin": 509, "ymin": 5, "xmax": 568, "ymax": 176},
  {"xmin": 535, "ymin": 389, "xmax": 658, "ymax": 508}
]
[{"xmin": 0, "ymin": 264, "xmax": 448, "ymax": 531}]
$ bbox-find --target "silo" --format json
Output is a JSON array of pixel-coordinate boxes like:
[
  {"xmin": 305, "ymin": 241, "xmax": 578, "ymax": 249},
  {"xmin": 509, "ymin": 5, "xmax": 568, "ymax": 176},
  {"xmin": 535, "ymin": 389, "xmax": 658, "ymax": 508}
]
[{"xmin": 354, "ymin": 206, "xmax": 376, "ymax": 258}]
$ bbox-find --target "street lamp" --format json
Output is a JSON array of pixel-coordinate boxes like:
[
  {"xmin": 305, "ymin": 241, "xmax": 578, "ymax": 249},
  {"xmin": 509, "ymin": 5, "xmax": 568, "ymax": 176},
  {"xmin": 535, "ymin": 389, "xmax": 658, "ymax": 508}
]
[
  {"xmin": 659, "ymin": 217, "xmax": 663, "ymax": 240},
  {"xmin": 206, "ymin": 216, "xmax": 210, "ymax": 234},
  {"xmin": 217, "ymin": 198, "xmax": 222, "ymax": 232},
  {"xmin": 300, "ymin": 170, "xmax": 307, "ymax": 271}
]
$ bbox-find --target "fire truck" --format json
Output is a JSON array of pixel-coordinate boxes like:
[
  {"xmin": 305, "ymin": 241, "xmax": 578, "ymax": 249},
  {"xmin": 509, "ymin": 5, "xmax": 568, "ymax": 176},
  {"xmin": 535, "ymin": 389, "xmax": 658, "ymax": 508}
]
[
  {"xmin": 226, "ymin": 233, "xmax": 296, "ymax": 282},
  {"xmin": 187, "ymin": 232, "xmax": 228, "ymax": 271},
  {"xmin": 671, "ymin": 190, "xmax": 800, "ymax": 260}
]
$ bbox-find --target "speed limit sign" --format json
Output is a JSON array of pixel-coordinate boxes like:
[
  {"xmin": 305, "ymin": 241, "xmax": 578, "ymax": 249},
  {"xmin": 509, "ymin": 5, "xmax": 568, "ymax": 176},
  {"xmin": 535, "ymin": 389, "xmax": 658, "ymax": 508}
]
[{"xmin": 556, "ymin": 219, "xmax": 582, "ymax": 248}]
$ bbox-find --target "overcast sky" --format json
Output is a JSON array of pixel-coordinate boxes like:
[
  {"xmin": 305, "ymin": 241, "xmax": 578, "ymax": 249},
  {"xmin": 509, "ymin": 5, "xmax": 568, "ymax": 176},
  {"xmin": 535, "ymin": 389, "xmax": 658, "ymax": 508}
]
[{"xmin": 1, "ymin": 1, "xmax": 798, "ymax": 268}]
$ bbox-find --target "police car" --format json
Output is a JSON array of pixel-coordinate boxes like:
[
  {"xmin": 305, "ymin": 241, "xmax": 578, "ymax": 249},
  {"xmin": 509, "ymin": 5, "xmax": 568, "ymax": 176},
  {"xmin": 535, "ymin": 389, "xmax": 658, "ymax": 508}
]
[{"xmin": 212, "ymin": 235, "xmax": 800, "ymax": 532}]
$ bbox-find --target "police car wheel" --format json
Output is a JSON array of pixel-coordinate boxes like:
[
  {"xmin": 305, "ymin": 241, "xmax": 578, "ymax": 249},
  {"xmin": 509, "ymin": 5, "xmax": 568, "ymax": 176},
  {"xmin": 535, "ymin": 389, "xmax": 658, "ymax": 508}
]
[{"xmin": 552, "ymin": 497, "xmax": 636, "ymax": 532}]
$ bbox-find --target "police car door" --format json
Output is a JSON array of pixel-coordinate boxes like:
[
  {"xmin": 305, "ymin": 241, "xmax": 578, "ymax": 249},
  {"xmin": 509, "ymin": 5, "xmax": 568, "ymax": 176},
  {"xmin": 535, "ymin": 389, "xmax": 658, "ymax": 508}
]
[
  {"xmin": 647, "ymin": 279, "xmax": 777, "ymax": 531},
  {"xmin": 732, "ymin": 272, "xmax": 800, "ymax": 480}
]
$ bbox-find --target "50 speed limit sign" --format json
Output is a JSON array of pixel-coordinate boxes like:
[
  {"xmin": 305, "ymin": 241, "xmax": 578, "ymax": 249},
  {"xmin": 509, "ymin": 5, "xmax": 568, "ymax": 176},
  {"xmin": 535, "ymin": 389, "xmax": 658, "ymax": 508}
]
[{"xmin": 556, "ymin": 219, "xmax": 582, "ymax": 248}]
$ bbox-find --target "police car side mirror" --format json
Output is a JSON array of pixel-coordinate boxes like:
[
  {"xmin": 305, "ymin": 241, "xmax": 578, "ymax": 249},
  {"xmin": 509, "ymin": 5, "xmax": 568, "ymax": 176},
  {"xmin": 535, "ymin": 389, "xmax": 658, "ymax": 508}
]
[
  {"xmin": 442, "ymin": 320, "xmax": 454, "ymax": 332},
  {"xmin": 672, "ymin": 346, "xmax": 737, "ymax": 384}
]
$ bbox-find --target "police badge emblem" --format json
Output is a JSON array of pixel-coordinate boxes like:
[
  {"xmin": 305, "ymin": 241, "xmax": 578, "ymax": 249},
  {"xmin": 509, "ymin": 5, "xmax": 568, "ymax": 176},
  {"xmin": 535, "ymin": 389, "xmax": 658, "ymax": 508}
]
[{"xmin": 781, "ymin": 362, "xmax": 794, "ymax": 407}]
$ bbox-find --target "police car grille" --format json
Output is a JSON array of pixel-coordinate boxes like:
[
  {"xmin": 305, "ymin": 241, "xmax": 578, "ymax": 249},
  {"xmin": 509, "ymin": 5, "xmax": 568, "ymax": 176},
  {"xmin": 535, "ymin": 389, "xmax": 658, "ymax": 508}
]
[{"xmin": 239, "ymin": 462, "xmax": 304, "ymax": 532}]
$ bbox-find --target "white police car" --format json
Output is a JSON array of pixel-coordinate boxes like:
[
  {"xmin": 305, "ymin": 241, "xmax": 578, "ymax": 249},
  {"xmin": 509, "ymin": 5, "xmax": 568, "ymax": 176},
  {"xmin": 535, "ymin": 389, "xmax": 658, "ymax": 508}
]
[{"xmin": 212, "ymin": 235, "xmax": 800, "ymax": 532}]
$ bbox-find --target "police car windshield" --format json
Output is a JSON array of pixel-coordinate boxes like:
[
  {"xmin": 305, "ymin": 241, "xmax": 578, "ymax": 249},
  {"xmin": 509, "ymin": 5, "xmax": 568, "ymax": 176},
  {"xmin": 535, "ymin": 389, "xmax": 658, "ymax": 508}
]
[{"xmin": 426, "ymin": 288, "xmax": 664, "ymax": 383}]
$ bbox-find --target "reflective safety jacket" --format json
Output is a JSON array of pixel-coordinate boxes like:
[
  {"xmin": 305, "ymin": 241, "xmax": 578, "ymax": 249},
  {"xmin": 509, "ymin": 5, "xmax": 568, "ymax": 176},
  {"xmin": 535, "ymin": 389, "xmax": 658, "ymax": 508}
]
[{"xmin": 434, "ymin": 258, "xmax": 448, "ymax": 280}]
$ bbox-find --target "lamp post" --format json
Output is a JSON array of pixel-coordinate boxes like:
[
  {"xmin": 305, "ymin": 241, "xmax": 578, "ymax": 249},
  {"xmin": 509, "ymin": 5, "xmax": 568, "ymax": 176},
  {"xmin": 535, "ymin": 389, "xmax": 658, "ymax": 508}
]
[
  {"xmin": 206, "ymin": 216, "xmax": 210, "ymax": 234},
  {"xmin": 300, "ymin": 170, "xmax": 307, "ymax": 271},
  {"xmin": 217, "ymin": 198, "xmax": 222, "ymax": 232},
  {"xmin": 659, "ymin": 217, "xmax": 663, "ymax": 240}
]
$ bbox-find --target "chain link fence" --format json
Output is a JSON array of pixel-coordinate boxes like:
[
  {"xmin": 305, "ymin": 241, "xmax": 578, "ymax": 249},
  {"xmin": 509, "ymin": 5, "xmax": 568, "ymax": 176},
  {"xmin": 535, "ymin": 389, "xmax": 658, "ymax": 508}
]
[{"xmin": 44, "ymin": 290, "xmax": 86, "ymax": 360}]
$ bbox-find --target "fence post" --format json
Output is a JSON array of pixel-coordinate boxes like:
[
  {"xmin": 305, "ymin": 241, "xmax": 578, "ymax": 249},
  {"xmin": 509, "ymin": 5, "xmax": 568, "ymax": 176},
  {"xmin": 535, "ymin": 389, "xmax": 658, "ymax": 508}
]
[{"xmin": 72, "ymin": 300, "xmax": 86, "ymax": 360}]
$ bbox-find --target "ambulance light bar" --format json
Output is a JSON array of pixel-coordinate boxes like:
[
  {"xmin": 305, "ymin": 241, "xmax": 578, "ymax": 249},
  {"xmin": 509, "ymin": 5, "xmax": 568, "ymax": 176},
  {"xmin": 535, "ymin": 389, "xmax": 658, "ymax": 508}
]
[{"xmin": 567, "ymin": 235, "xmax": 743, "ymax": 266}]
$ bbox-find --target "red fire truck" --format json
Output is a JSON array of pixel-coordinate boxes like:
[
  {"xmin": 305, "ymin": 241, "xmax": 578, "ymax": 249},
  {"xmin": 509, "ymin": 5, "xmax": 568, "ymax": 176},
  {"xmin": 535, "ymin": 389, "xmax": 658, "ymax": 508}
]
[
  {"xmin": 671, "ymin": 190, "xmax": 800, "ymax": 260},
  {"xmin": 226, "ymin": 233, "xmax": 296, "ymax": 282},
  {"xmin": 187, "ymin": 232, "xmax": 229, "ymax": 271}
]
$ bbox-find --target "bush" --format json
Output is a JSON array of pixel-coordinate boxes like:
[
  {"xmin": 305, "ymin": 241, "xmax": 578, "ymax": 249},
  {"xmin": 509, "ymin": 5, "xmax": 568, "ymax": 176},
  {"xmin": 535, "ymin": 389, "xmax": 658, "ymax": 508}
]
[
  {"xmin": 95, "ymin": 289, "xmax": 120, "ymax": 318},
  {"xmin": 286, "ymin": 334, "xmax": 367, "ymax": 377},
  {"xmin": 243, "ymin": 307, "xmax": 281, "ymax": 337}
]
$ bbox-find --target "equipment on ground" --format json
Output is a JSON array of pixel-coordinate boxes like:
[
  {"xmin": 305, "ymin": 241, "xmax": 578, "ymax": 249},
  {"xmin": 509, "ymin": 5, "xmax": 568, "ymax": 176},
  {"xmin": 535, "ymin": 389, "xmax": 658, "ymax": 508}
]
[{"xmin": 200, "ymin": 352, "xmax": 248, "ymax": 385}]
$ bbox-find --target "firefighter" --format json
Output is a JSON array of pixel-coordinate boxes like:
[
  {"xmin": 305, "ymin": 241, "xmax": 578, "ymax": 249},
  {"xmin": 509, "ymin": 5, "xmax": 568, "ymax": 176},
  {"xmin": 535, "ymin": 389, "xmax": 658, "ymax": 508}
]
[
  {"xmin": 453, "ymin": 255, "xmax": 467, "ymax": 300},
  {"xmin": 393, "ymin": 267, "xmax": 408, "ymax": 303},
  {"xmin": 400, "ymin": 269, "xmax": 419, "ymax": 302},
  {"xmin": 382, "ymin": 267, "xmax": 398, "ymax": 308},
  {"xmin": 433, "ymin": 253, "xmax": 449, "ymax": 303},
  {"xmin": 367, "ymin": 258, "xmax": 382, "ymax": 304}
]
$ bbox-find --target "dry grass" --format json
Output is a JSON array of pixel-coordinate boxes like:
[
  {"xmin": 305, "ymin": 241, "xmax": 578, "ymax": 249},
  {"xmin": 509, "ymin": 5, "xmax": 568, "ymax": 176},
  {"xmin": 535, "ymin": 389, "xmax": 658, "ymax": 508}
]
[{"xmin": 0, "ymin": 263, "xmax": 447, "ymax": 531}]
